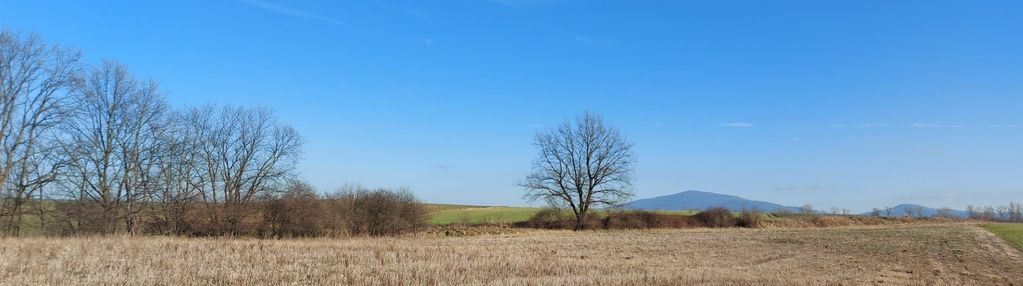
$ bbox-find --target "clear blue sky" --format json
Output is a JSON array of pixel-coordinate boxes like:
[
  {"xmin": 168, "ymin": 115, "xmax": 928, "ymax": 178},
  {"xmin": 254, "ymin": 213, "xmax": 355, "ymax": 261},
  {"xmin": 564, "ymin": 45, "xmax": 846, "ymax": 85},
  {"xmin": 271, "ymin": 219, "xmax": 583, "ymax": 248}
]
[{"xmin": 2, "ymin": 0, "xmax": 1021, "ymax": 211}]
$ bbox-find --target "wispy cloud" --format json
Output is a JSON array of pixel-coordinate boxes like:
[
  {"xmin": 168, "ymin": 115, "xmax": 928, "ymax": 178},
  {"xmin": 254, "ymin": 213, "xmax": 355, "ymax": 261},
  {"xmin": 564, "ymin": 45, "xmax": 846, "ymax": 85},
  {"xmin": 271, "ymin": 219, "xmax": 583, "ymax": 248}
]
[
  {"xmin": 430, "ymin": 164, "xmax": 451, "ymax": 171},
  {"xmin": 573, "ymin": 35, "xmax": 614, "ymax": 46},
  {"xmin": 239, "ymin": 0, "xmax": 344, "ymax": 26},
  {"xmin": 719, "ymin": 122, "xmax": 754, "ymax": 128},
  {"xmin": 573, "ymin": 35, "xmax": 594, "ymax": 45},
  {"xmin": 909, "ymin": 123, "xmax": 966, "ymax": 128}
]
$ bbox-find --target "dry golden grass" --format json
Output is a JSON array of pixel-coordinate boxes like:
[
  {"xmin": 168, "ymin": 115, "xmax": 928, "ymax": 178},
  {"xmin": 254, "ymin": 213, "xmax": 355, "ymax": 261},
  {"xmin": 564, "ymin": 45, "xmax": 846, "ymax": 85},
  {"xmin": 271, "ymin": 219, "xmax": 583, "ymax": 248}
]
[{"xmin": 0, "ymin": 224, "xmax": 1020, "ymax": 285}]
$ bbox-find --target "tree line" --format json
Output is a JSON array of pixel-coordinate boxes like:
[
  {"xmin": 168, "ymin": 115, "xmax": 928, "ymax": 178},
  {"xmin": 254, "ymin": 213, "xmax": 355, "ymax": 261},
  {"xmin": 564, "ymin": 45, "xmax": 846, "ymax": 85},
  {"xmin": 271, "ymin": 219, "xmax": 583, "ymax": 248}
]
[
  {"xmin": 866, "ymin": 203, "xmax": 1022, "ymax": 222},
  {"xmin": 0, "ymin": 30, "xmax": 426, "ymax": 237}
]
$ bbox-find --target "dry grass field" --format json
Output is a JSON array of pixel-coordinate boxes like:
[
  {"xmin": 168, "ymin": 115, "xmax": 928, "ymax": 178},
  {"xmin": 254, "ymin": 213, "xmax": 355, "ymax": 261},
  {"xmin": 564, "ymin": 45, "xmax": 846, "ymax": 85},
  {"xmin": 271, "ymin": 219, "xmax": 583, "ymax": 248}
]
[{"xmin": 0, "ymin": 224, "xmax": 1020, "ymax": 285}]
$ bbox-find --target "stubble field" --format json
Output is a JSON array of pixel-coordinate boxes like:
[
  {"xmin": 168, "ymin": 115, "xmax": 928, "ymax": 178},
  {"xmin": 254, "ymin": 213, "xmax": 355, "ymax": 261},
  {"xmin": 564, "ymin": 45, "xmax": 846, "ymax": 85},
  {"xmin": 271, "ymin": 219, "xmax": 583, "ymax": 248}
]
[{"xmin": 0, "ymin": 224, "xmax": 1020, "ymax": 285}]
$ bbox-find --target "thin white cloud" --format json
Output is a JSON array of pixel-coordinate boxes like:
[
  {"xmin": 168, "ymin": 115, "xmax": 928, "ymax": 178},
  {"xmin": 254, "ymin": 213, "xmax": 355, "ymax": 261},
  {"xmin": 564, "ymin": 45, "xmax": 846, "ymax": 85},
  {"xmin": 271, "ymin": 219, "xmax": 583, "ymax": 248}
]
[
  {"xmin": 239, "ymin": 0, "xmax": 344, "ymax": 26},
  {"xmin": 573, "ymin": 35, "xmax": 594, "ymax": 45},
  {"xmin": 572, "ymin": 35, "xmax": 614, "ymax": 46},
  {"xmin": 719, "ymin": 122, "xmax": 754, "ymax": 128},
  {"xmin": 909, "ymin": 123, "xmax": 966, "ymax": 128}
]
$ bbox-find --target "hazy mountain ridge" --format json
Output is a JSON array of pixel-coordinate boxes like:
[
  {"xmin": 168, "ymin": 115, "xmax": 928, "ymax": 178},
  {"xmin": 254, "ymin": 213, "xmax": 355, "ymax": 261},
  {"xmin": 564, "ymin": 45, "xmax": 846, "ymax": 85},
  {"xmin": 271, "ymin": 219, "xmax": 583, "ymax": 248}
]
[
  {"xmin": 625, "ymin": 191, "xmax": 802, "ymax": 212},
  {"xmin": 626, "ymin": 191, "xmax": 968, "ymax": 217}
]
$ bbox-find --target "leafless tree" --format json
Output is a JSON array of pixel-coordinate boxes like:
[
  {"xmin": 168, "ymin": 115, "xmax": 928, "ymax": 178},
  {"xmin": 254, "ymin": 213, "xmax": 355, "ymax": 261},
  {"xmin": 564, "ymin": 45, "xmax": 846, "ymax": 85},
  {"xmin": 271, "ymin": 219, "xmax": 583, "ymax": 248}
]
[
  {"xmin": 0, "ymin": 30, "xmax": 80, "ymax": 235},
  {"xmin": 800, "ymin": 204, "xmax": 814, "ymax": 215},
  {"xmin": 882, "ymin": 206, "xmax": 894, "ymax": 217},
  {"xmin": 1009, "ymin": 201, "xmax": 1022, "ymax": 222},
  {"xmin": 185, "ymin": 104, "xmax": 302, "ymax": 234},
  {"xmin": 521, "ymin": 112, "xmax": 635, "ymax": 229},
  {"xmin": 936, "ymin": 207, "xmax": 956, "ymax": 219},
  {"xmin": 981, "ymin": 206, "xmax": 996, "ymax": 221},
  {"xmin": 904, "ymin": 206, "xmax": 925, "ymax": 218},
  {"xmin": 870, "ymin": 208, "xmax": 882, "ymax": 217},
  {"xmin": 60, "ymin": 61, "xmax": 166, "ymax": 234},
  {"xmin": 995, "ymin": 205, "xmax": 1008, "ymax": 221},
  {"xmin": 146, "ymin": 111, "xmax": 201, "ymax": 235}
]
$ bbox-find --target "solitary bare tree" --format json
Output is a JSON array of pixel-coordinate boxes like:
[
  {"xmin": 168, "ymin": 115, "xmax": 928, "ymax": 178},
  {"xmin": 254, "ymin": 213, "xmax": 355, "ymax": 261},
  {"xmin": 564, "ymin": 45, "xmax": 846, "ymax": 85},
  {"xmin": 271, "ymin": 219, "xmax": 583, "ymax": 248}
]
[{"xmin": 521, "ymin": 112, "xmax": 635, "ymax": 229}]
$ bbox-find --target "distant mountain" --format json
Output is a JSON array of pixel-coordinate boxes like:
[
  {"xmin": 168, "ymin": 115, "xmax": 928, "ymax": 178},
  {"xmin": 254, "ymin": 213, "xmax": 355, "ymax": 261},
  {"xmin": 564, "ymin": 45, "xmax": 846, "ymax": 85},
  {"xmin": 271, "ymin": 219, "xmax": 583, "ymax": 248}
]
[
  {"xmin": 625, "ymin": 191, "xmax": 802, "ymax": 212},
  {"xmin": 860, "ymin": 204, "xmax": 968, "ymax": 218}
]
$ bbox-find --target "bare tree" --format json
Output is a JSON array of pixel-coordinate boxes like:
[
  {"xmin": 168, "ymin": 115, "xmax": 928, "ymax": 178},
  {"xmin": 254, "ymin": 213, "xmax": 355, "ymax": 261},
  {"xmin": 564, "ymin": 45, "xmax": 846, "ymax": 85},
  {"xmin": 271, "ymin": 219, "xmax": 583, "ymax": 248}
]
[
  {"xmin": 936, "ymin": 207, "xmax": 956, "ymax": 219},
  {"xmin": 60, "ymin": 61, "xmax": 166, "ymax": 234},
  {"xmin": 185, "ymin": 104, "xmax": 302, "ymax": 234},
  {"xmin": 146, "ymin": 111, "xmax": 201, "ymax": 235},
  {"xmin": 995, "ymin": 205, "xmax": 1008, "ymax": 221},
  {"xmin": 981, "ymin": 206, "xmax": 996, "ymax": 221},
  {"xmin": 904, "ymin": 206, "xmax": 925, "ymax": 218},
  {"xmin": 0, "ymin": 30, "xmax": 80, "ymax": 235},
  {"xmin": 521, "ymin": 112, "xmax": 635, "ymax": 229},
  {"xmin": 1010, "ymin": 201, "xmax": 1022, "ymax": 222},
  {"xmin": 882, "ymin": 206, "xmax": 894, "ymax": 217},
  {"xmin": 800, "ymin": 204, "xmax": 815, "ymax": 215}
]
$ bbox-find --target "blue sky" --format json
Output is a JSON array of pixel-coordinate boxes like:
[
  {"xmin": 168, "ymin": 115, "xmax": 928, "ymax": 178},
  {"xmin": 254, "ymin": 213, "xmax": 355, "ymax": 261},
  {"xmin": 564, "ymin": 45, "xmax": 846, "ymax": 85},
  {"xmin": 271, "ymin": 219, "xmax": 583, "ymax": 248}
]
[{"xmin": 2, "ymin": 0, "xmax": 1021, "ymax": 211}]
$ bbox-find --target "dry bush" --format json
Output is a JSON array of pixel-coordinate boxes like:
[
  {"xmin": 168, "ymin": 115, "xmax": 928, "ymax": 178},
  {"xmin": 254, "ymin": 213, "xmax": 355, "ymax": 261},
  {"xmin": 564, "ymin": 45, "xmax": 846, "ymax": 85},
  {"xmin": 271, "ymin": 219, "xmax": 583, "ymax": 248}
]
[
  {"xmin": 604, "ymin": 211, "xmax": 702, "ymax": 229},
  {"xmin": 811, "ymin": 216, "xmax": 855, "ymax": 227},
  {"xmin": 737, "ymin": 208, "xmax": 765, "ymax": 228},
  {"xmin": 324, "ymin": 186, "xmax": 427, "ymax": 236},
  {"xmin": 524, "ymin": 208, "xmax": 607, "ymax": 229},
  {"xmin": 524, "ymin": 208, "xmax": 571, "ymax": 229},
  {"xmin": 604, "ymin": 211, "xmax": 649, "ymax": 229},
  {"xmin": 262, "ymin": 181, "xmax": 325, "ymax": 237},
  {"xmin": 696, "ymin": 207, "xmax": 736, "ymax": 228}
]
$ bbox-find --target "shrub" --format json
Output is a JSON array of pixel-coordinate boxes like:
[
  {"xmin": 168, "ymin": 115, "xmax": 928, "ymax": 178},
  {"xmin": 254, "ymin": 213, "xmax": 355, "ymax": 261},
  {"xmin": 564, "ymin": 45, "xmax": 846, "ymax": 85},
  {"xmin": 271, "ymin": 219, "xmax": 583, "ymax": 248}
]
[
  {"xmin": 324, "ymin": 186, "xmax": 428, "ymax": 236},
  {"xmin": 697, "ymin": 207, "xmax": 735, "ymax": 228},
  {"xmin": 604, "ymin": 211, "xmax": 704, "ymax": 229},
  {"xmin": 604, "ymin": 211, "xmax": 650, "ymax": 229},
  {"xmin": 262, "ymin": 181, "xmax": 325, "ymax": 237},
  {"xmin": 811, "ymin": 216, "xmax": 854, "ymax": 227},
  {"xmin": 737, "ymin": 208, "xmax": 764, "ymax": 228},
  {"xmin": 525, "ymin": 208, "xmax": 571, "ymax": 229}
]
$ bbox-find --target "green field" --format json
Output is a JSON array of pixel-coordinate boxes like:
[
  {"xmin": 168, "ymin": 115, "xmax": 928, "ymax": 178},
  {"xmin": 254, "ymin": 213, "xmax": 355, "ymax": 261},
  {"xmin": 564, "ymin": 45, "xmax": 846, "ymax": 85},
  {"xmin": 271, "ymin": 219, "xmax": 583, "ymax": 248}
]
[
  {"xmin": 982, "ymin": 223, "xmax": 1023, "ymax": 253},
  {"xmin": 425, "ymin": 204, "xmax": 699, "ymax": 225},
  {"xmin": 427, "ymin": 205, "xmax": 540, "ymax": 225}
]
